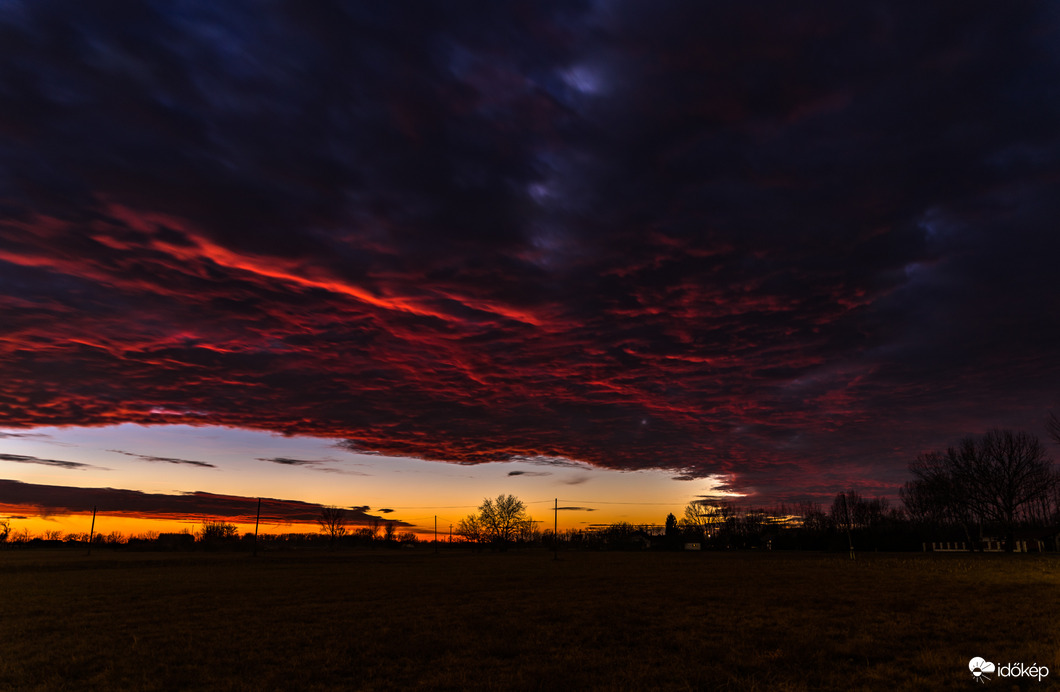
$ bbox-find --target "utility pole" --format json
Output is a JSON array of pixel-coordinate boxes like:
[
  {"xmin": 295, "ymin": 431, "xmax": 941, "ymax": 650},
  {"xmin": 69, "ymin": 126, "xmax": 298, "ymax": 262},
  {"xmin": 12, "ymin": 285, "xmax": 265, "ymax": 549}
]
[
  {"xmin": 253, "ymin": 498, "xmax": 261, "ymax": 557},
  {"xmin": 553, "ymin": 498, "xmax": 558, "ymax": 561},
  {"xmin": 87, "ymin": 505, "xmax": 97, "ymax": 556},
  {"xmin": 434, "ymin": 515, "xmax": 438, "ymax": 553}
]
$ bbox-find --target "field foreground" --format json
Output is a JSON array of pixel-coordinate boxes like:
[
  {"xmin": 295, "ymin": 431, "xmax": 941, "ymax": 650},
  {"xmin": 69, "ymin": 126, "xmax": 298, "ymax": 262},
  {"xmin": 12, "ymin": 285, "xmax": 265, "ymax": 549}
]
[{"xmin": 1, "ymin": 549, "xmax": 1058, "ymax": 691}]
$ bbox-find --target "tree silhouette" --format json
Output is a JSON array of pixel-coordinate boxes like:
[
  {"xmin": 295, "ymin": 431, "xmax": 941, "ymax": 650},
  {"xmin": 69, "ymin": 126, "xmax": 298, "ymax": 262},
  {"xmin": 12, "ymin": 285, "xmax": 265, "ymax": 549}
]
[
  {"xmin": 317, "ymin": 505, "xmax": 348, "ymax": 548},
  {"xmin": 904, "ymin": 429, "xmax": 1059, "ymax": 551},
  {"xmin": 198, "ymin": 520, "xmax": 238, "ymax": 549},
  {"xmin": 1048, "ymin": 411, "xmax": 1060, "ymax": 447},
  {"xmin": 902, "ymin": 450, "xmax": 980, "ymax": 545},
  {"xmin": 955, "ymin": 430, "xmax": 1057, "ymax": 550},
  {"xmin": 460, "ymin": 494, "xmax": 530, "ymax": 550},
  {"xmin": 680, "ymin": 500, "xmax": 729, "ymax": 539},
  {"xmin": 456, "ymin": 513, "xmax": 483, "ymax": 543}
]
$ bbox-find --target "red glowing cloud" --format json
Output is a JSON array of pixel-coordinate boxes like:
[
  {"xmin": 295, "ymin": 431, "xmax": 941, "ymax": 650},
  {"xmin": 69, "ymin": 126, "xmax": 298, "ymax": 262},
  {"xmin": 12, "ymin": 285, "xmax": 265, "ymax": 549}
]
[{"xmin": 1, "ymin": 1, "xmax": 1058, "ymax": 501}]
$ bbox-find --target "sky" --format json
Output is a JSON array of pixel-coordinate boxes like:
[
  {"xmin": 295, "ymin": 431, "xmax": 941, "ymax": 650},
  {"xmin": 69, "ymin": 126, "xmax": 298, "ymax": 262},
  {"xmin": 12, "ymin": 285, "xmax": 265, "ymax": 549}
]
[{"xmin": 2, "ymin": 1, "xmax": 1059, "ymax": 538}]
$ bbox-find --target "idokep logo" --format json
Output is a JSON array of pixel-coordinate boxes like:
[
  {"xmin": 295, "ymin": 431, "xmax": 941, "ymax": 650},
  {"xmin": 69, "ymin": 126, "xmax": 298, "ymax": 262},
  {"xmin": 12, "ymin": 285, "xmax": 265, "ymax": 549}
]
[
  {"xmin": 969, "ymin": 658, "xmax": 995, "ymax": 683},
  {"xmin": 969, "ymin": 657, "xmax": 1050, "ymax": 684}
]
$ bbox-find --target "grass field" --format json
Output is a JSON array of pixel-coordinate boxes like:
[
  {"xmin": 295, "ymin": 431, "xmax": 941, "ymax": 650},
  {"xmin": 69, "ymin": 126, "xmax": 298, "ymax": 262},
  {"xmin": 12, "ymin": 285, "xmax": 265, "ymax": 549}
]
[{"xmin": 1, "ymin": 548, "xmax": 1058, "ymax": 691}]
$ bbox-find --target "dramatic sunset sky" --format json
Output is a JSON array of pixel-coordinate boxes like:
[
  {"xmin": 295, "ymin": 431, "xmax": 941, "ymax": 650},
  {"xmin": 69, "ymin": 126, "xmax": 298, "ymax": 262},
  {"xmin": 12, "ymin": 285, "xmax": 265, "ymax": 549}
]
[{"xmin": 2, "ymin": 1, "xmax": 1059, "ymax": 538}]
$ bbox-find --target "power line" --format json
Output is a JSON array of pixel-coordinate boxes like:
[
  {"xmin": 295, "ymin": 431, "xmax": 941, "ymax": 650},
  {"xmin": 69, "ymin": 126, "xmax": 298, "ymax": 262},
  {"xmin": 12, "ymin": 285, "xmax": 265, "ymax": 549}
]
[
  {"xmin": 558, "ymin": 499, "xmax": 687, "ymax": 506},
  {"xmin": 374, "ymin": 504, "xmax": 481, "ymax": 510},
  {"xmin": 361, "ymin": 498, "xmax": 687, "ymax": 511}
]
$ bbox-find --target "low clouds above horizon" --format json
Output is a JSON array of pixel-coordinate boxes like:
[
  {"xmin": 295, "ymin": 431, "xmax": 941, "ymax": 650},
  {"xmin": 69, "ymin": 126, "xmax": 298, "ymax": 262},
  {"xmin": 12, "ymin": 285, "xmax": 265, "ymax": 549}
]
[
  {"xmin": 1, "ymin": 2, "xmax": 1059, "ymax": 500},
  {"xmin": 257, "ymin": 457, "xmax": 369, "ymax": 476},
  {"xmin": 0, "ymin": 479, "xmax": 403, "ymax": 526},
  {"xmin": 0, "ymin": 453, "xmax": 104, "ymax": 471},
  {"xmin": 110, "ymin": 449, "xmax": 216, "ymax": 468}
]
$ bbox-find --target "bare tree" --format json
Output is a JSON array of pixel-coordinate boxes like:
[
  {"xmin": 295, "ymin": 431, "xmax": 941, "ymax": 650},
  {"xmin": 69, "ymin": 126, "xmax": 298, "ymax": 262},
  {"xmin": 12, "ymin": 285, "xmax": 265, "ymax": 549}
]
[
  {"xmin": 198, "ymin": 520, "xmax": 238, "ymax": 548},
  {"xmin": 680, "ymin": 500, "xmax": 730, "ymax": 538},
  {"xmin": 479, "ymin": 494, "xmax": 529, "ymax": 549},
  {"xmin": 0, "ymin": 518, "xmax": 9, "ymax": 543},
  {"xmin": 951, "ymin": 429, "xmax": 1057, "ymax": 551},
  {"xmin": 794, "ymin": 501, "xmax": 828, "ymax": 532},
  {"xmin": 317, "ymin": 505, "xmax": 348, "ymax": 548},
  {"xmin": 458, "ymin": 494, "xmax": 529, "ymax": 550},
  {"xmin": 456, "ymin": 513, "xmax": 483, "ymax": 543},
  {"xmin": 1047, "ymin": 411, "xmax": 1060, "ymax": 447},
  {"xmin": 904, "ymin": 449, "xmax": 986, "ymax": 548},
  {"xmin": 905, "ymin": 429, "xmax": 1058, "ymax": 551},
  {"xmin": 830, "ymin": 491, "xmax": 858, "ymax": 558}
]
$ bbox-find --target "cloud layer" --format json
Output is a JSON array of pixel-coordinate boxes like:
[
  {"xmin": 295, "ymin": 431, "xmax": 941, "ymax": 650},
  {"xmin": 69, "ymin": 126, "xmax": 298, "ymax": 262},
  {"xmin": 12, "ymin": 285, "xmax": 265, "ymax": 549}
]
[
  {"xmin": 1, "ymin": 2, "xmax": 1059, "ymax": 499},
  {"xmin": 0, "ymin": 453, "xmax": 103, "ymax": 471},
  {"xmin": 0, "ymin": 479, "xmax": 401, "ymax": 526},
  {"xmin": 110, "ymin": 449, "xmax": 216, "ymax": 468}
]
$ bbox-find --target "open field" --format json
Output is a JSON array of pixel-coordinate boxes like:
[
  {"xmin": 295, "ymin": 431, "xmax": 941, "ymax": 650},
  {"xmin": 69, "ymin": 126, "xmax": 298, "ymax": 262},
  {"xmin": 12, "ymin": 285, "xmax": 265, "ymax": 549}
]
[{"xmin": 1, "ymin": 549, "xmax": 1058, "ymax": 691}]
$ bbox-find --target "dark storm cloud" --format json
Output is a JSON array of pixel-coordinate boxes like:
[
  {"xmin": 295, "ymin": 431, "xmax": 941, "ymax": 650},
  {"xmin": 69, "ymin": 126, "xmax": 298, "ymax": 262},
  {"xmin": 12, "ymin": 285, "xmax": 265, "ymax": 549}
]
[
  {"xmin": 0, "ymin": 453, "xmax": 103, "ymax": 470},
  {"xmin": 110, "ymin": 449, "xmax": 216, "ymax": 468},
  {"xmin": 1, "ymin": 1, "xmax": 1059, "ymax": 501},
  {"xmin": 0, "ymin": 479, "xmax": 406, "ymax": 525}
]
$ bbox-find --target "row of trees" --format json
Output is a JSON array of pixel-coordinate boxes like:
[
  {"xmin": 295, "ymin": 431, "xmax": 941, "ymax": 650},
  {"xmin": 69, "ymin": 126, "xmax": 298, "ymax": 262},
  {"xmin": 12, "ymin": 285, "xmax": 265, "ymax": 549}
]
[
  {"xmin": 666, "ymin": 492, "xmax": 904, "ymax": 552},
  {"xmin": 0, "ymin": 514, "xmax": 419, "ymax": 551},
  {"xmin": 315, "ymin": 507, "xmax": 417, "ymax": 548}
]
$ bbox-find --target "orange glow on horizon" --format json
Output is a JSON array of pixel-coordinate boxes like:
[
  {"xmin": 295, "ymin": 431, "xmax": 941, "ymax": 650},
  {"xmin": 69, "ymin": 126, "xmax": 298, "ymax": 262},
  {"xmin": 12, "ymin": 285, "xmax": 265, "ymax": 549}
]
[
  {"xmin": 3, "ymin": 506, "xmax": 678, "ymax": 543},
  {"xmin": 3, "ymin": 513, "xmax": 310, "ymax": 541}
]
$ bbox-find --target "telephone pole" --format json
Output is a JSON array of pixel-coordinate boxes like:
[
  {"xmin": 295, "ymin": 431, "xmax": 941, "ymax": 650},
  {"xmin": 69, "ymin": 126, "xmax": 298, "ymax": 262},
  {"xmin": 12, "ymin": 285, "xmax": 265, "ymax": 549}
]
[
  {"xmin": 87, "ymin": 505, "xmax": 97, "ymax": 556},
  {"xmin": 253, "ymin": 498, "xmax": 261, "ymax": 557},
  {"xmin": 553, "ymin": 498, "xmax": 558, "ymax": 561}
]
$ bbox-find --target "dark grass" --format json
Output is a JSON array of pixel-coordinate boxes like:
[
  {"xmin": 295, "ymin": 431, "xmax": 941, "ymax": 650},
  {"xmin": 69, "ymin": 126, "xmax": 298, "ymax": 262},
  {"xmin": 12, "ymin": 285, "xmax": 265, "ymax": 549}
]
[{"xmin": 1, "ymin": 549, "xmax": 1058, "ymax": 691}]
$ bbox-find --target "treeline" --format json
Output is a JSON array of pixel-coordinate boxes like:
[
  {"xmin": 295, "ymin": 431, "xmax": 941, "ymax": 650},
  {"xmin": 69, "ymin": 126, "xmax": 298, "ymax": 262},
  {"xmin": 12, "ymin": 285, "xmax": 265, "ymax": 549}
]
[
  {"xmin": 449, "ymin": 493, "xmax": 914, "ymax": 552},
  {"xmin": 0, "ymin": 518, "xmax": 420, "ymax": 552},
  {"xmin": 664, "ymin": 493, "xmax": 915, "ymax": 552},
  {"xmin": 451, "ymin": 427, "xmax": 1060, "ymax": 554}
]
